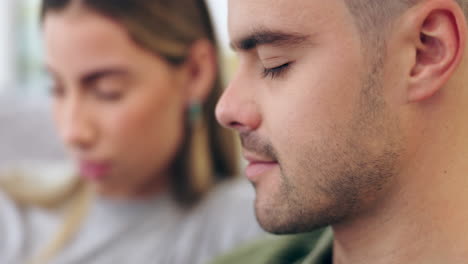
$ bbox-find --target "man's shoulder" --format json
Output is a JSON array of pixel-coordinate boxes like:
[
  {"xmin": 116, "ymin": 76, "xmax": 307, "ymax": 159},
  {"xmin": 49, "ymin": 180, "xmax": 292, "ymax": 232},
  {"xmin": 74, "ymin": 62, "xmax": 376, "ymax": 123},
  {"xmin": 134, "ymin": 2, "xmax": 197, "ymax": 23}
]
[{"xmin": 209, "ymin": 228, "xmax": 329, "ymax": 264}]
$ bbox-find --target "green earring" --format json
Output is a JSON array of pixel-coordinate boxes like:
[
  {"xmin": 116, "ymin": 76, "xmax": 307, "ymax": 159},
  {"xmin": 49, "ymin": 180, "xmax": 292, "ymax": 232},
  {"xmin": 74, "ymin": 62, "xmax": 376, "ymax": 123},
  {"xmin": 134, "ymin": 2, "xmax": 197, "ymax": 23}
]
[{"xmin": 188, "ymin": 102, "xmax": 203, "ymax": 123}]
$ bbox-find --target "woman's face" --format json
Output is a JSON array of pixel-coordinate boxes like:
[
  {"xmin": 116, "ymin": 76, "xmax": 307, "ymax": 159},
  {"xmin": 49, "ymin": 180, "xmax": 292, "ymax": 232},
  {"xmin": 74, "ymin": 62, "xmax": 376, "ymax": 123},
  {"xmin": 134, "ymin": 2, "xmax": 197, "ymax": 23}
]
[{"xmin": 44, "ymin": 9, "xmax": 189, "ymax": 198}]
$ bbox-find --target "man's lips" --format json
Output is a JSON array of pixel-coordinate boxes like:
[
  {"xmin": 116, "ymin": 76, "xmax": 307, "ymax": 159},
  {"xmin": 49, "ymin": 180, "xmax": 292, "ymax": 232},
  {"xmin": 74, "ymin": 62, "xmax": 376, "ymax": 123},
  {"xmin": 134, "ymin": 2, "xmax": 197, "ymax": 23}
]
[
  {"xmin": 79, "ymin": 160, "xmax": 111, "ymax": 181},
  {"xmin": 243, "ymin": 151, "xmax": 278, "ymax": 181}
]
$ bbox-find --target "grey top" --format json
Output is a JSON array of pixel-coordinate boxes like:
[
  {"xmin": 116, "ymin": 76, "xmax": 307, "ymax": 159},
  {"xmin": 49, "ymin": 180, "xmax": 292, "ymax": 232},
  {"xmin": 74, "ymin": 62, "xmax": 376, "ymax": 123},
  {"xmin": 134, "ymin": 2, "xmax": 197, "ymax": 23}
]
[{"xmin": 0, "ymin": 178, "xmax": 264, "ymax": 264}]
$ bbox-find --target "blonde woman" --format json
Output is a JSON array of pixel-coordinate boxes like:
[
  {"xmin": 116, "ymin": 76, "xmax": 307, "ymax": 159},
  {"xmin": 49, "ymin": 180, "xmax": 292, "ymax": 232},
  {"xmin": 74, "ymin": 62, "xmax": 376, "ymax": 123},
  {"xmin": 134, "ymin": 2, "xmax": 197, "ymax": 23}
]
[{"xmin": 0, "ymin": 0, "xmax": 263, "ymax": 263}]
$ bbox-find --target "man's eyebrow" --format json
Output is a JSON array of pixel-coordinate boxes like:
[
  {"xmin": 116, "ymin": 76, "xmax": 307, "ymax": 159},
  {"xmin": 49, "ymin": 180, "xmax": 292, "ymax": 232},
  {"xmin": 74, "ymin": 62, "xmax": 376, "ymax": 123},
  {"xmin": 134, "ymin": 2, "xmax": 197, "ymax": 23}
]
[{"xmin": 230, "ymin": 30, "xmax": 311, "ymax": 51}]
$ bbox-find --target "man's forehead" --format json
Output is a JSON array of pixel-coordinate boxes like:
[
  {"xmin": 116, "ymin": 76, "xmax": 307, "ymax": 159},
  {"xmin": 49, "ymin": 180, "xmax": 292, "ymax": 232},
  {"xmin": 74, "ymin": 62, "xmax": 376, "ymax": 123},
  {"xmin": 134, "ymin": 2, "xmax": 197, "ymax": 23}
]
[{"xmin": 227, "ymin": 0, "xmax": 347, "ymax": 45}]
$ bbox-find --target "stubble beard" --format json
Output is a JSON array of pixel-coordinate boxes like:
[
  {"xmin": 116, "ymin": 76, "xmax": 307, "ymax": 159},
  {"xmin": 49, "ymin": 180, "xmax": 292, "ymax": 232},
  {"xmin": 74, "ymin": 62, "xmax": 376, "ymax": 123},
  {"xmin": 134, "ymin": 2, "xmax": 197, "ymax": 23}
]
[{"xmin": 247, "ymin": 60, "xmax": 403, "ymax": 234}]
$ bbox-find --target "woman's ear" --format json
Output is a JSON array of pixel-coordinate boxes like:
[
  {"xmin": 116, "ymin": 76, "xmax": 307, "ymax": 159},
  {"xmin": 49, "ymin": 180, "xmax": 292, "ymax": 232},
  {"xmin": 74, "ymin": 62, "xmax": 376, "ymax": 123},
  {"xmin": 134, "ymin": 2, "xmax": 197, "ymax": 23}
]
[
  {"xmin": 407, "ymin": 0, "xmax": 466, "ymax": 102},
  {"xmin": 182, "ymin": 39, "xmax": 218, "ymax": 104}
]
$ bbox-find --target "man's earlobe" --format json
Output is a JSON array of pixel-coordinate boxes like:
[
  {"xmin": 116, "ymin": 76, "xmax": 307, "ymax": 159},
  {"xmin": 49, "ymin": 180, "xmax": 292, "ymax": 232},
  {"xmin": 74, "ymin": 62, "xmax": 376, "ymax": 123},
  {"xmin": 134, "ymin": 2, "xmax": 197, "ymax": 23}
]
[{"xmin": 408, "ymin": 3, "xmax": 466, "ymax": 102}]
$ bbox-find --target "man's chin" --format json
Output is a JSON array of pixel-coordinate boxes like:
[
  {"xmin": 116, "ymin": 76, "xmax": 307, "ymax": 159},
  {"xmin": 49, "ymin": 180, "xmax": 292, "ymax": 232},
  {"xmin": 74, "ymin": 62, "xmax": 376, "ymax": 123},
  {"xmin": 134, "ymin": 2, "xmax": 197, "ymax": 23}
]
[
  {"xmin": 256, "ymin": 215, "xmax": 314, "ymax": 234},
  {"xmin": 254, "ymin": 201, "xmax": 298, "ymax": 234},
  {"xmin": 257, "ymin": 215, "xmax": 330, "ymax": 234},
  {"xmin": 254, "ymin": 198, "xmax": 337, "ymax": 234}
]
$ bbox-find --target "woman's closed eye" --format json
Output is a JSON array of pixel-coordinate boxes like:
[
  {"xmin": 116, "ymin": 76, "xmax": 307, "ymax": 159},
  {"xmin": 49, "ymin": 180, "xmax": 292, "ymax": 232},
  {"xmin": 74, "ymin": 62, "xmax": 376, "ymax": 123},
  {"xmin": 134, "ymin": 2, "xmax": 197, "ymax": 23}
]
[
  {"xmin": 92, "ymin": 76, "xmax": 127, "ymax": 101},
  {"xmin": 93, "ymin": 87, "xmax": 124, "ymax": 101}
]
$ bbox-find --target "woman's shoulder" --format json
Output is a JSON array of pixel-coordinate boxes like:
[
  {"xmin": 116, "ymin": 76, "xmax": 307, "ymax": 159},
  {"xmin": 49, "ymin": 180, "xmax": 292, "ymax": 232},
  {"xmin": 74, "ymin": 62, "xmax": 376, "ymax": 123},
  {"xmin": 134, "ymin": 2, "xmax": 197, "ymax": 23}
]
[
  {"xmin": 204, "ymin": 177, "xmax": 255, "ymax": 207},
  {"xmin": 196, "ymin": 178, "xmax": 264, "ymax": 242},
  {"xmin": 174, "ymin": 177, "xmax": 264, "ymax": 264},
  {"xmin": 197, "ymin": 177, "xmax": 258, "ymax": 222}
]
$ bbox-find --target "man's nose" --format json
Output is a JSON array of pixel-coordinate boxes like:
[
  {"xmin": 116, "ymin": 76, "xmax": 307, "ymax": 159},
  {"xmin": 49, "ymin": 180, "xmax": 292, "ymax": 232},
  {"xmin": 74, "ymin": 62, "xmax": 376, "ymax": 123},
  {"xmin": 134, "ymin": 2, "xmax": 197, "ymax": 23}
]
[{"xmin": 215, "ymin": 71, "xmax": 261, "ymax": 133}]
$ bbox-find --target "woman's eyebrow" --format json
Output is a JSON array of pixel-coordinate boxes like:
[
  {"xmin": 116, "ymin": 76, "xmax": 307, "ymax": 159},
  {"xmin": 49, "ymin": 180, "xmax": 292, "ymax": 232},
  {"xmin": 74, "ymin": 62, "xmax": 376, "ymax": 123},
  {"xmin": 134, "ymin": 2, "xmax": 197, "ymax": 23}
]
[{"xmin": 80, "ymin": 68, "xmax": 130, "ymax": 86}]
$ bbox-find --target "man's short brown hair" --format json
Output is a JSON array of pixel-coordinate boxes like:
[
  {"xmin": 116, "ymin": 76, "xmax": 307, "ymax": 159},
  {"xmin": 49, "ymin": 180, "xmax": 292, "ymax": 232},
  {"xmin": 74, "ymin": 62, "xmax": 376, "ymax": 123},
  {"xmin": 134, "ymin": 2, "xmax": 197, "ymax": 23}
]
[
  {"xmin": 345, "ymin": 0, "xmax": 466, "ymax": 54},
  {"xmin": 346, "ymin": 0, "xmax": 466, "ymax": 35}
]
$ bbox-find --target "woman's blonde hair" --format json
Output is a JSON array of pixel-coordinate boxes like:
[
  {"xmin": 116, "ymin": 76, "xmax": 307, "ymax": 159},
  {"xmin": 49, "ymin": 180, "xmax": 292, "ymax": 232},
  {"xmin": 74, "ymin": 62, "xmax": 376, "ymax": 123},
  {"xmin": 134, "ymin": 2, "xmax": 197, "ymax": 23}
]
[{"xmin": 41, "ymin": 0, "xmax": 240, "ymax": 206}]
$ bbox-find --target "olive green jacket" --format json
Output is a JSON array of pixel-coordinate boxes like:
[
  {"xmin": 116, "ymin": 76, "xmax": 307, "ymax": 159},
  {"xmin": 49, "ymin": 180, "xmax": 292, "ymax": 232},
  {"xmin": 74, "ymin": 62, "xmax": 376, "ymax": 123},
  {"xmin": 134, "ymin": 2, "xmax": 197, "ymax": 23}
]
[{"xmin": 209, "ymin": 228, "xmax": 333, "ymax": 264}]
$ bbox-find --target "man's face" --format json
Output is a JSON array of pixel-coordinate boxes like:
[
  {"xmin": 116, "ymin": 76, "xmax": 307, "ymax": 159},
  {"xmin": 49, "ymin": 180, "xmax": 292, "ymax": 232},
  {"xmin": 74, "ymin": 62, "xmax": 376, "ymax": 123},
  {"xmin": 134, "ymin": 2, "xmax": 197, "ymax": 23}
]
[{"xmin": 216, "ymin": 0, "xmax": 404, "ymax": 233}]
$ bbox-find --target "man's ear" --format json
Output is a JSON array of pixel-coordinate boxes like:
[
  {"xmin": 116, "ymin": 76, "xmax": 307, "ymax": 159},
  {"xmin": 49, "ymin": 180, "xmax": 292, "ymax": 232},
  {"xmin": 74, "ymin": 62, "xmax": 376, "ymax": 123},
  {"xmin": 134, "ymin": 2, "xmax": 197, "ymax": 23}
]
[
  {"xmin": 182, "ymin": 39, "xmax": 217, "ymax": 104},
  {"xmin": 407, "ymin": 0, "xmax": 466, "ymax": 102}
]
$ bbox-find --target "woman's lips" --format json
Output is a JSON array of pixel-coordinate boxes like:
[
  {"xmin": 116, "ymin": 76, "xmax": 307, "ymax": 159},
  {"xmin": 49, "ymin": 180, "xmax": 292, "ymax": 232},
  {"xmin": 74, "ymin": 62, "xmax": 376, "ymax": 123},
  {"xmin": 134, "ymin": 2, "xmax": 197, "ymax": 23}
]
[{"xmin": 79, "ymin": 161, "xmax": 111, "ymax": 181}]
